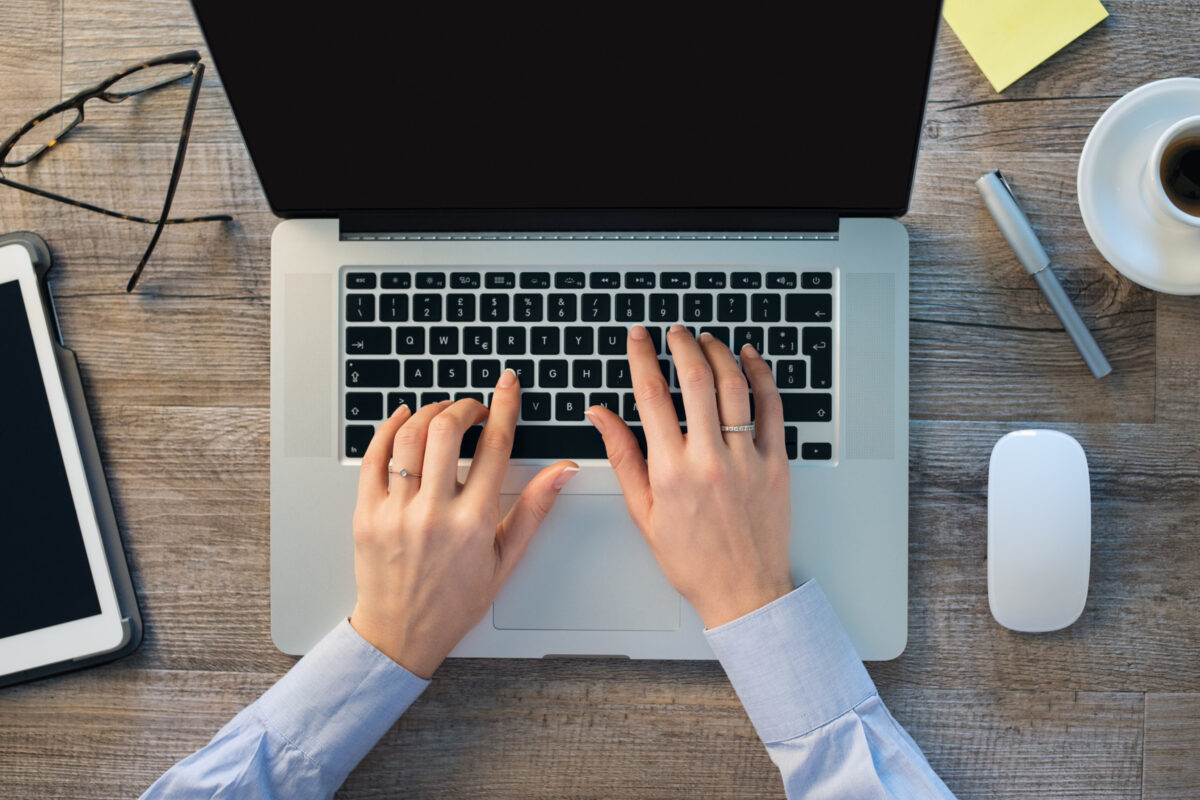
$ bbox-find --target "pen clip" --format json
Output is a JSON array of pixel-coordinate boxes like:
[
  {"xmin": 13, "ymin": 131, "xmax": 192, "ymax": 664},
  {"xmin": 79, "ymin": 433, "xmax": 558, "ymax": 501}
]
[{"xmin": 993, "ymin": 169, "xmax": 1017, "ymax": 201}]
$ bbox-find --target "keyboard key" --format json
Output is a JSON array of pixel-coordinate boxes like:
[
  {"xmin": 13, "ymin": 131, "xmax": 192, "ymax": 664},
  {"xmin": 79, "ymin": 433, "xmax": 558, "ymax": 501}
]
[
  {"xmin": 346, "ymin": 294, "xmax": 375, "ymax": 322},
  {"xmin": 598, "ymin": 327, "xmax": 627, "ymax": 355},
  {"xmin": 786, "ymin": 293, "xmax": 832, "ymax": 322},
  {"xmin": 696, "ymin": 272, "xmax": 726, "ymax": 289},
  {"xmin": 345, "ymin": 425, "xmax": 374, "ymax": 458},
  {"xmin": 548, "ymin": 294, "xmax": 577, "ymax": 322},
  {"xmin": 777, "ymin": 360, "xmax": 806, "ymax": 389},
  {"xmin": 555, "ymin": 273, "xmax": 586, "ymax": 289},
  {"xmin": 520, "ymin": 272, "xmax": 551, "ymax": 289},
  {"xmin": 683, "ymin": 294, "xmax": 713, "ymax": 322},
  {"xmin": 387, "ymin": 392, "xmax": 417, "ymax": 415},
  {"xmin": 429, "ymin": 327, "xmax": 459, "ymax": 354},
  {"xmin": 451, "ymin": 272, "xmax": 481, "ymax": 289},
  {"xmin": 802, "ymin": 442, "xmax": 832, "ymax": 460},
  {"xmin": 625, "ymin": 272, "xmax": 655, "ymax": 289},
  {"xmin": 781, "ymin": 393, "xmax": 832, "ymax": 422},
  {"xmin": 811, "ymin": 354, "xmax": 832, "ymax": 389},
  {"xmin": 345, "ymin": 326, "xmax": 391, "ymax": 355},
  {"xmin": 766, "ymin": 272, "xmax": 797, "ymax": 289},
  {"xmin": 474, "ymin": 425, "xmax": 620, "ymax": 459},
  {"xmin": 486, "ymin": 272, "xmax": 515, "ymax": 289},
  {"xmin": 515, "ymin": 295, "xmax": 543, "ymax": 322},
  {"xmin": 671, "ymin": 392, "xmax": 686, "ymax": 421},
  {"xmin": 414, "ymin": 294, "xmax": 441, "ymax": 322},
  {"xmin": 661, "ymin": 272, "xmax": 691, "ymax": 289},
  {"xmin": 497, "ymin": 327, "xmax": 526, "ymax": 354},
  {"xmin": 646, "ymin": 326, "xmax": 664, "ymax": 353},
  {"xmin": 581, "ymin": 294, "xmax": 611, "ymax": 322},
  {"xmin": 505, "ymin": 360, "xmax": 534, "ymax": 386},
  {"xmin": 564, "ymin": 327, "xmax": 594, "ymax": 355},
  {"xmin": 347, "ymin": 359, "xmax": 399, "ymax": 387},
  {"xmin": 416, "ymin": 272, "xmax": 445, "ymax": 289},
  {"xmin": 607, "ymin": 360, "xmax": 632, "ymax": 388},
  {"xmin": 481, "ymin": 294, "xmax": 509, "ymax": 322},
  {"xmin": 590, "ymin": 272, "xmax": 621, "ymax": 289},
  {"xmin": 464, "ymin": 327, "xmax": 493, "ymax": 355},
  {"xmin": 447, "ymin": 294, "xmax": 475, "ymax": 321},
  {"xmin": 403, "ymin": 360, "xmax": 434, "ymax": 387},
  {"xmin": 396, "ymin": 327, "xmax": 425, "ymax": 354},
  {"xmin": 751, "ymin": 294, "xmax": 781, "ymax": 322},
  {"xmin": 382, "ymin": 272, "xmax": 411, "ymax": 289},
  {"xmin": 346, "ymin": 272, "xmax": 376, "ymax": 289},
  {"xmin": 556, "ymin": 393, "xmax": 586, "ymax": 421},
  {"xmin": 785, "ymin": 427, "xmax": 798, "ymax": 460},
  {"xmin": 345, "ymin": 391, "xmax": 383, "ymax": 420},
  {"xmin": 732, "ymin": 272, "xmax": 761, "ymax": 289},
  {"xmin": 649, "ymin": 294, "xmax": 678, "ymax": 322},
  {"xmin": 422, "ymin": 392, "xmax": 450, "ymax": 405},
  {"xmin": 622, "ymin": 392, "xmax": 639, "ymax": 422},
  {"xmin": 700, "ymin": 326, "xmax": 730, "ymax": 345},
  {"xmin": 802, "ymin": 326, "xmax": 832, "ymax": 355},
  {"xmin": 769, "ymin": 327, "xmax": 799, "ymax": 355},
  {"xmin": 659, "ymin": 359, "xmax": 672, "ymax": 382},
  {"xmin": 589, "ymin": 392, "xmax": 620, "ymax": 413},
  {"xmin": 522, "ymin": 393, "xmax": 552, "ymax": 421},
  {"xmin": 801, "ymin": 271, "xmax": 833, "ymax": 290},
  {"xmin": 733, "ymin": 327, "xmax": 764, "ymax": 354},
  {"xmin": 573, "ymin": 360, "xmax": 603, "ymax": 388},
  {"xmin": 531, "ymin": 327, "xmax": 560, "ymax": 355},
  {"xmin": 380, "ymin": 294, "xmax": 408, "ymax": 322},
  {"xmin": 438, "ymin": 360, "xmax": 467, "ymax": 387},
  {"xmin": 455, "ymin": 392, "xmax": 484, "ymax": 403},
  {"xmin": 717, "ymin": 294, "xmax": 746, "ymax": 322},
  {"xmin": 616, "ymin": 294, "xmax": 645, "ymax": 322},
  {"xmin": 471, "ymin": 360, "xmax": 502, "ymax": 387},
  {"xmin": 539, "ymin": 360, "xmax": 568, "ymax": 387}
]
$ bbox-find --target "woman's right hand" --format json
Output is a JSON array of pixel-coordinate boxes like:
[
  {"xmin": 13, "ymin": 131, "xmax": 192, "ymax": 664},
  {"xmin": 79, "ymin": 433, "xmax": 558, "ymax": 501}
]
[{"xmin": 584, "ymin": 324, "xmax": 795, "ymax": 629}]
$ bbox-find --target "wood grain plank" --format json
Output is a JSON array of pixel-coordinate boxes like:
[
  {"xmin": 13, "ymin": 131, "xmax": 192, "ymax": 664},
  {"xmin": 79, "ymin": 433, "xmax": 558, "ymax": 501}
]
[
  {"xmin": 0, "ymin": 0, "xmax": 61, "ymax": 136},
  {"xmin": 1143, "ymin": 693, "xmax": 1200, "ymax": 800}
]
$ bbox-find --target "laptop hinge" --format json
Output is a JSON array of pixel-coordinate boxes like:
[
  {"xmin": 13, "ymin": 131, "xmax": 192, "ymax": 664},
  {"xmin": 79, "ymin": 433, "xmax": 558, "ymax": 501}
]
[{"xmin": 339, "ymin": 210, "xmax": 839, "ymax": 240}]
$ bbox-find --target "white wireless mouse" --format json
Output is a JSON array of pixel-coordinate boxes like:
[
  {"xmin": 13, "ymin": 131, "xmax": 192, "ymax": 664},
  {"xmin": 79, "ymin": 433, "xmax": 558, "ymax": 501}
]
[{"xmin": 987, "ymin": 429, "xmax": 1091, "ymax": 633}]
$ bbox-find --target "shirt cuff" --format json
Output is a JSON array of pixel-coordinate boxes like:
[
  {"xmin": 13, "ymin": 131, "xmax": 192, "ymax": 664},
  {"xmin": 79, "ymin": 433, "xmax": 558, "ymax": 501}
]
[
  {"xmin": 256, "ymin": 618, "xmax": 431, "ymax": 786},
  {"xmin": 704, "ymin": 580, "xmax": 876, "ymax": 744}
]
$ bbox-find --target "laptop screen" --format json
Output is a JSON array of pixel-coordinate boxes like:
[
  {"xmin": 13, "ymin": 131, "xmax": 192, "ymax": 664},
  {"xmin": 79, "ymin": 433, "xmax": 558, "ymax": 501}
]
[{"xmin": 192, "ymin": 3, "xmax": 941, "ymax": 222}]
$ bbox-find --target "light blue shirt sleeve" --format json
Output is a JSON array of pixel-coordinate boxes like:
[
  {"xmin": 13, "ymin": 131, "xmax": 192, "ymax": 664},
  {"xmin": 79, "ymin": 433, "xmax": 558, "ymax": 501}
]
[
  {"xmin": 139, "ymin": 619, "xmax": 429, "ymax": 800},
  {"xmin": 705, "ymin": 581, "xmax": 958, "ymax": 800}
]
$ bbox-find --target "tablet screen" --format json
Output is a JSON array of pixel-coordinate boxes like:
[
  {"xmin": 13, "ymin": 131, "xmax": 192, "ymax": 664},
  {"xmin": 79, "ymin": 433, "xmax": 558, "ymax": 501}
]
[{"xmin": 0, "ymin": 279, "xmax": 101, "ymax": 638}]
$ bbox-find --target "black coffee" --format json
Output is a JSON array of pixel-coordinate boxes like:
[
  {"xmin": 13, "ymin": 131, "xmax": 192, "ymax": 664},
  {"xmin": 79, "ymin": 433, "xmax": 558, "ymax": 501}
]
[{"xmin": 1160, "ymin": 135, "xmax": 1200, "ymax": 217}]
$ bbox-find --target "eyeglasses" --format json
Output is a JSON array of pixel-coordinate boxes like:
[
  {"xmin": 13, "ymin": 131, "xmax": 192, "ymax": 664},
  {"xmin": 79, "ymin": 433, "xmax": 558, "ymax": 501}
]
[{"xmin": 0, "ymin": 50, "xmax": 232, "ymax": 291}]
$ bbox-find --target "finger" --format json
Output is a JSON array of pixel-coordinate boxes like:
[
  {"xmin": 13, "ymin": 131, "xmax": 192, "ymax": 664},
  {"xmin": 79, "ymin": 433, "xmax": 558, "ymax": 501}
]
[
  {"xmin": 740, "ymin": 343, "xmax": 786, "ymax": 459},
  {"xmin": 666, "ymin": 324, "xmax": 722, "ymax": 448},
  {"xmin": 627, "ymin": 324, "xmax": 682, "ymax": 453},
  {"xmin": 422, "ymin": 398, "xmax": 490, "ymax": 501},
  {"xmin": 464, "ymin": 368, "xmax": 520, "ymax": 502},
  {"xmin": 388, "ymin": 400, "xmax": 453, "ymax": 499},
  {"xmin": 356, "ymin": 403, "xmax": 413, "ymax": 505},
  {"xmin": 698, "ymin": 332, "xmax": 754, "ymax": 452},
  {"xmin": 494, "ymin": 460, "xmax": 579, "ymax": 582},
  {"xmin": 585, "ymin": 404, "xmax": 652, "ymax": 531}
]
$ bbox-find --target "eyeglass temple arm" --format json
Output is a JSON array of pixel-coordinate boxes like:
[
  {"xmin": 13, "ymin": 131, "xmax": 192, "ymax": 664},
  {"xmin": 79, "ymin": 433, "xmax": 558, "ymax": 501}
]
[{"xmin": 0, "ymin": 175, "xmax": 230, "ymax": 224}]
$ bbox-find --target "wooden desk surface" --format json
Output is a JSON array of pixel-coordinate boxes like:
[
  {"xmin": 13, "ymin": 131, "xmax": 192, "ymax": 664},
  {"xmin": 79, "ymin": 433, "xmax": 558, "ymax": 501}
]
[{"xmin": 1, "ymin": 2, "xmax": 1198, "ymax": 797}]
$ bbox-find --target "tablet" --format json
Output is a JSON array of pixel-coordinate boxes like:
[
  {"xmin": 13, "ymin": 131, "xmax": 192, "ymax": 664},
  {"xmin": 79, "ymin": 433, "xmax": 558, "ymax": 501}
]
[{"xmin": 0, "ymin": 232, "xmax": 141, "ymax": 686}]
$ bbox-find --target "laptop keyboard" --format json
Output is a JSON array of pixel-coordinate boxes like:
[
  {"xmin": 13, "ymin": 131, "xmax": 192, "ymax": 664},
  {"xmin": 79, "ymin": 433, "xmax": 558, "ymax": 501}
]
[{"xmin": 341, "ymin": 268, "xmax": 835, "ymax": 462}]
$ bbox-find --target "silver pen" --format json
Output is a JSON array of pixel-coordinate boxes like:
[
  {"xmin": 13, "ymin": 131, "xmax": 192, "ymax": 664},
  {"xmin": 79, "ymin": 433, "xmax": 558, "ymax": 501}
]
[{"xmin": 975, "ymin": 170, "xmax": 1112, "ymax": 379}]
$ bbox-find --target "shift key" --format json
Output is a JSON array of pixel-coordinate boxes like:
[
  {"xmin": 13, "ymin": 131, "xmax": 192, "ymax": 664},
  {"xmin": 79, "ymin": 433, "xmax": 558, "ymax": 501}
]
[
  {"xmin": 780, "ymin": 393, "xmax": 832, "ymax": 422},
  {"xmin": 346, "ymin": 359, "xmax": 400, "ymax": 387}
]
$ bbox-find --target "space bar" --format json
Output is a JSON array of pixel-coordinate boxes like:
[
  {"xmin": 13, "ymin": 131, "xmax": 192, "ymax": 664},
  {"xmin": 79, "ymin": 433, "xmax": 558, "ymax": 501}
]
[{"xmin": 459, "ymin": 425, "xmax": 647, "ymax": 459}]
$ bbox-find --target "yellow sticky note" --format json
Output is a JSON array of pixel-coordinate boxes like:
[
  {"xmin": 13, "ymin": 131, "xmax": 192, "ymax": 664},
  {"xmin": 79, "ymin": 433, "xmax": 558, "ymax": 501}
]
[{"xmin": 943, "ymin": 0, "xmax": 1108, "ymax": 92}]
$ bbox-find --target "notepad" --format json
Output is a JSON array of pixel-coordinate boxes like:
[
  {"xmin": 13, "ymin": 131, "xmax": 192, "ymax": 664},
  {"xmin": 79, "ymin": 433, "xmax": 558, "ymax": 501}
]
[{"xmin": 943, "ymin": 0, "xmax": 1109, "ymax": 92}]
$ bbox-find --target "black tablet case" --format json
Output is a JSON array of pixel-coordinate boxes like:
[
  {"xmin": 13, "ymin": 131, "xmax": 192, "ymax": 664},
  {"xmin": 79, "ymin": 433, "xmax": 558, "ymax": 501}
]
[{"xmin": 0, "ymin": 232, "xmax": 143, "ymax": 688}]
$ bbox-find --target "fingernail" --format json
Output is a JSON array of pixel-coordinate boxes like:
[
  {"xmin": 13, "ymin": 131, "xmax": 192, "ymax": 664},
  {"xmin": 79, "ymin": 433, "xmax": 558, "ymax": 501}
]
[
  {"xmin": 740, "ymin": 343, "xmax": 760, "ymax": 359},
  {"xmin": 584, "ymin": 408, "xmax": 607, "ymax": 435},
  {"xmin": 698, "ymin": 331, "xmax": 714, "ymax": 343},
  {"xmin": 497, "ymin": 367, "xmax": 517, "ymax": 388},
  {"xmin": 553, "ymin": 465, "xmax": 580, "ymax": 489},
  {"xmin": 630, "ymin": 324, "xmax": 648, "ymax": 340},
  {"xmin": 392, "ymin": 403, "xmax": 410, "ymax": 417},
  {"xmin": 669, "ymin": 323, "xmax": 684, "ymax": 334}
]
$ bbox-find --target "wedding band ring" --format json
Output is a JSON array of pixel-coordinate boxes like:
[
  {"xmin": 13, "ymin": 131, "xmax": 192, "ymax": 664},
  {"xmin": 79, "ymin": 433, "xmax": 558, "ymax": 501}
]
[
  {"xmin": 389, "ymin": 468, "xmax": 422, "ymax": 478},
  {"xmin": 720, "ymin": 424, "xmax": 755, "ymax": 433}
]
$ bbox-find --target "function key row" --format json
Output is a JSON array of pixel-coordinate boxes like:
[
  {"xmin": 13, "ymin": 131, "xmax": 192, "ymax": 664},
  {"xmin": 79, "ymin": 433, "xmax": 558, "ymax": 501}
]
[{"xmin": 346, "ymin": 270, "xmax": 833, "ymax": 291}]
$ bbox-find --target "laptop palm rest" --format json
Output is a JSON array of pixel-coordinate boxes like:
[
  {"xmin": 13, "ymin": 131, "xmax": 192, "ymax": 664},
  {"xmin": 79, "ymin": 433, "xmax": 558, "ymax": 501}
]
[{"xmin": 493, "ymin": 494, "xmax": 680, "ymax": 631}]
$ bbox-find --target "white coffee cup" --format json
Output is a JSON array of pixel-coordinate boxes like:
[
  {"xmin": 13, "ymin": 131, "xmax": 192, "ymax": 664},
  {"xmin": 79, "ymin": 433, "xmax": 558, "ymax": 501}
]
[{"xmin": 1145, "ymin": 114, "xmax": 1200, "ymax": 228}]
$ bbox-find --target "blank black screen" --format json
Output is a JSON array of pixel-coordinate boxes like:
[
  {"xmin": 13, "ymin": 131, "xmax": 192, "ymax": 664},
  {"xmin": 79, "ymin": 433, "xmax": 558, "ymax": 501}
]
[
  {"xmin": 192, "ymin": 3, "xmax": 941, "ymax": 219},
  {"xmin": 0, "ymin": 280, "xmax": 101, "ymax": 639}
]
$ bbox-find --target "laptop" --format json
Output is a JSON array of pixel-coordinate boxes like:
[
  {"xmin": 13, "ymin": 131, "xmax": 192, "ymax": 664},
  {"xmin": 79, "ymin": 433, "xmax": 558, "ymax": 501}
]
[{"xmin": 191, "ymin": 3, "xmax": 941, "ymax": 661}]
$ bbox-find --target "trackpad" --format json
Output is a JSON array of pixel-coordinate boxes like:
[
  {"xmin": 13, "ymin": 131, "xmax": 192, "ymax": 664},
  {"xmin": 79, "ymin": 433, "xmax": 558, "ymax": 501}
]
[{"xmin": 493, "ymin": 494, "xmax": 680, "ymax": 631}]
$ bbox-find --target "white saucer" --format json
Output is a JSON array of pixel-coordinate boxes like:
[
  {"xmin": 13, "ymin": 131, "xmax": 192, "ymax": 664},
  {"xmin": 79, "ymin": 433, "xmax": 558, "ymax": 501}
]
[{"xmin": 1078, "ymin": 78, "xmax": 1200, "ymax": 295}]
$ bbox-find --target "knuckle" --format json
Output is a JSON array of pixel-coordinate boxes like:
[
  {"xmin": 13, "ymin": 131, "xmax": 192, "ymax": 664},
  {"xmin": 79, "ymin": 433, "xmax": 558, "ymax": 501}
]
[
  {"xmin": 429, "ymin": 414, "xmax": 461, "ymax": 438},
  {"xmin": 476, "ymin": 429, "xmax": 513, "ymax": 456},
  {"xmin": 681, "ymin": 363, "xmax": 712, "ymax": 388},
  {"xmin": 634, "ymin": 379, "xmax": 670, "ymax": 406},
  {"xmin": 717, "ymin": 375, "xmax": 749, "ymax": 394},
  {"xmin": 360, "ymin": 451, "xmax": 385, "ymax": 473}
]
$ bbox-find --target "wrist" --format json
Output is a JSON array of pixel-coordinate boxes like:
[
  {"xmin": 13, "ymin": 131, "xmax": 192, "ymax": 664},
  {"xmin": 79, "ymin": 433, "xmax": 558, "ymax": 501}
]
[
  {"xmin": 349, "ymin": 604, "xmax": 445, "ymax": 679},
  {"xmin": 696, "ymin": 580, "xmax": 795, "ymax": 629}
]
